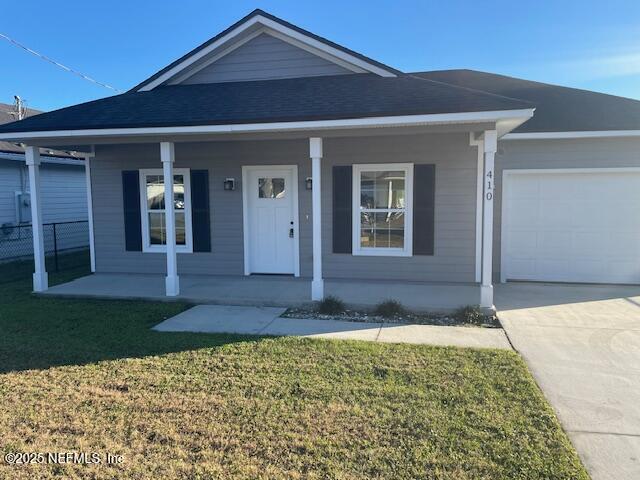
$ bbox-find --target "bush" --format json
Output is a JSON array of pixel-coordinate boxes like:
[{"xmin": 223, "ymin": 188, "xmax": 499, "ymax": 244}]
[
  {"xmin": 454, "ymin": 305, "xmax": 485, "ymax": 325},
  {"xmin": 316, "ymin": 296, "xmax": 345, "ymax": 315},
  {"xmin": 374, "ymin": 299, "xmax": 405, "ymax": 318}
]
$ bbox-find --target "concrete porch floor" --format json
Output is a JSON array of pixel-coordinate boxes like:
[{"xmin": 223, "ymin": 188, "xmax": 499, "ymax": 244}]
[{"xmin": 40, "ymin": 273, "xmax": 481, "ymax": 310}]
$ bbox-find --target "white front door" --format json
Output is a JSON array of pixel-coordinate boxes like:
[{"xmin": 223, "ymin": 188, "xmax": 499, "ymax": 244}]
[
  {"xmin": 502, "ymin": 169, "xmax": 640, "ymax": 284},
  {"xmin": 244, "ymin": 166, "xmax": 298, "ymax": 275}
]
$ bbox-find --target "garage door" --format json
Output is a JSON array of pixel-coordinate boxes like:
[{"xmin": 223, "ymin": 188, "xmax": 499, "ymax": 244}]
[{"xmin": 502, "ymin": 169, "xmax": 640, "ymax": 284}]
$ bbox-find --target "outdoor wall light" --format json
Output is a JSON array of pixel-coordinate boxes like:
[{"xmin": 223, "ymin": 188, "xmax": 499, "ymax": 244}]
[
  {"xmin": 223, "ymin": 178, "xmax": 236, "ymax": 191},
  {"xmin": 305, "ymin": 177, "xmax": 313, "ymax": 190}
]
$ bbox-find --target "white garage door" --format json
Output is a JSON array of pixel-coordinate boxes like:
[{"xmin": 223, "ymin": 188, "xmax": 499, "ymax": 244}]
[{"xmin": 502, "ymin": 169, "xmax": 640, "ymax": 284}]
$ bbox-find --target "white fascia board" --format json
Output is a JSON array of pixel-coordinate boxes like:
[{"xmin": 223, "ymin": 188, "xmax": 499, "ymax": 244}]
[
  {"xmin": 259, "ymin": 29, "xmax": 367, "ymax": 74},
  {"xmin": 169, "ymin": 29, "xmax": 271, "ymax": 85},
  {"xmin": 139, "ymin": 14, "xmax": 395, "ymax": 91},
  {"xmin": 139, "ymin": 16, "xmax": 263, "ymax": 91},
  {"xmin": 0, "ymin": 109, "xmax": 534, "ymax": 141},
  {"xmin": 0, "ymin": 151, "xmax": 84, "ymax": 166},
  {"xmin": 502, "ymin": 130, "xmax": 640, "ymax": 140},
  {"xmin": 41, "ymin": 157, "xmax": 85, "ymax": 166},
  {"xmin": 168, "ymin": 27, "xmax": 368, "ymax": 86},
  {"xmin": 255, "ymin": 16, "xmax": 395, "ymax": 77}
]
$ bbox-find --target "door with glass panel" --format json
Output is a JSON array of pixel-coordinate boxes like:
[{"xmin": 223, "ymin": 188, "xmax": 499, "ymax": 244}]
[{"xmin": 244, "ymin": 166, "xmax": 298, "ymax": 274}]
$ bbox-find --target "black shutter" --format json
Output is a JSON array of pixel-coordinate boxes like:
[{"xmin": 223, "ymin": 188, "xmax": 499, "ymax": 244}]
[
  {"xmin": 413, "ymin": 164, "xmax": 435, "ymax": 255},
  {"xmin": 122, "ymin": 170, "xmax": 142, "ymax": 251},
  {"xmin": 332, "ymin": 165, "xmax": 352, "ymax": 253},
  {"xmin": 190, "ymin": 170, "xmax": 211, "ymax": 252}
]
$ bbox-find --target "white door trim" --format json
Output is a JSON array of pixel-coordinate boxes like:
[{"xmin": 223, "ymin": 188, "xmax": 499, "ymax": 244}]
[
  {"xmin": 242, "ymin": 165, "xmax": 300, "ymax": 277},
  {"xmin": 500, "ymin": 167, "xmax": 640, "ymax": 283}
]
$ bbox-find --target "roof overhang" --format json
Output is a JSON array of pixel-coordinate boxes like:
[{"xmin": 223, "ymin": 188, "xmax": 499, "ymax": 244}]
[
  {"xmin": 0, "ymin": 109, "xmax": 535, "ymax": 145},
  {"xmin": 502, "ymin": 130, "xmax": 640, "ymax": 140},
  {"xmin": 0, "ymin": 151, "xmax": 85, "ymax": 165},
  {"xmin": 133, "ymin": 10, "xmax": 399, "ymax": 92}
]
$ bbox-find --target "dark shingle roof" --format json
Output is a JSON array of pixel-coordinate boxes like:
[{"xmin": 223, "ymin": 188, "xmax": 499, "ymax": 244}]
[
  {"xmin": 0, "ymin": 74, "xmax": 532, "ymax": 134},
  {"xmin": 0, "ymin": 103, "xmax": 78, "ymax": 158},
  {"xmin": 0, "ymin": 102, "xmax": 41, "ymax": 153},
  {"xmin": 131, "ymin": 9, "xmax": 401, "ymax": 92},
  {"xmin": 412, "ymin": 69, "xmax": 640, "ymax": 133}
]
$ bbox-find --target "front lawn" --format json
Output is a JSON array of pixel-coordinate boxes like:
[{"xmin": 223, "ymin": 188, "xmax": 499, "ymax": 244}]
[{"xmin": 0, "ymin": 270, "xmax": 588, "ymax": 479}]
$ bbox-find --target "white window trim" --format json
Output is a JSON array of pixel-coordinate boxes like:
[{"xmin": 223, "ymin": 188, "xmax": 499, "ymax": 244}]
[
  {"xmin": 139, "ymin": 168, "xmax": 193, "ymax": 254},
  {"xmin": 352, "ymin": 163, "xmax": 413, "ymax": 257}
]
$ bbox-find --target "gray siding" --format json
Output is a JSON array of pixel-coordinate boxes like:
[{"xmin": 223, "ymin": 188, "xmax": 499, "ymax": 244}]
[
  {"xmin": 92, "ymin": 133, "xmax": 478, "ymax": 283},
  {"xmin": 179, "ymin": 33, "xmax": 351, "ymax": 85},
  {"xmin": 494, "ymin": 137, "xmax": 640, "ymax": 280},
  {"xmin": 323, "ymin": 134, "xmax": 477, "ymax": 282},
  {"xmin": 0, "ymin": 159, "xmax": 22, "ymax": 225},
  {"xmin": 93, "ymin": 140, "xmax": 312, "ymax": 276},
  {"xmin": 40, "ymin": 164, "xmax": 88, "ymax": 223},
  {"xmin": 0, "ymin": 159, "xmax": 87, "ymax": 225},
  {"xmin": 0, "ymin": 158, "xmax": 87, "ymax": 260}
]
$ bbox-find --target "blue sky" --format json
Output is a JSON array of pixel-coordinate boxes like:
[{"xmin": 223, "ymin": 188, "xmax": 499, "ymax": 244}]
[{"xmin": 2, "ymin": 0, "xmax": 639, "ymax": 111}]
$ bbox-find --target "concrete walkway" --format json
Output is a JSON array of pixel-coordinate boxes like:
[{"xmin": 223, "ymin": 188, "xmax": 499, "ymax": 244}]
[
  {"xmin": 153, "ymin": 305, "xmax": 511, "ymax": 350},
  {"xmin": 496, "ymin": 282, "xmax": 640, "ymax": 480}
]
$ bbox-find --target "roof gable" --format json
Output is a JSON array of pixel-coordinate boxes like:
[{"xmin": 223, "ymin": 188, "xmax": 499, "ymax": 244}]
[
  {"xmin": 133, "ymin": 9, "xmax": 399, "ymax": 92},
  {"xmin": 173, "ymin": 32, "xmax": 352, "ymax": 85}
]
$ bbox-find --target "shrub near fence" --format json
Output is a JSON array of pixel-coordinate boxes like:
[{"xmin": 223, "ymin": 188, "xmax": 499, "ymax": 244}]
[{"xmin": 0, "ymin": 220, "xmax": 90, "ymax": 283}]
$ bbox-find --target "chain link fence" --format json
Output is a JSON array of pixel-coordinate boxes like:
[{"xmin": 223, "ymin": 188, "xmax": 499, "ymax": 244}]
[{"xmin": 0, "ymin": 220, "xmax": 90, "ymax": 283}]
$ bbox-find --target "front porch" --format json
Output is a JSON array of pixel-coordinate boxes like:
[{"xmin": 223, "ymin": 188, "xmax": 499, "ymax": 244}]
[
  {"xmin": 40, "ymin": 273, "xmax": 481, "ymax": 311},
  {"xmin": 13, "ymin": 120, "xmax": 517, "ymax": 311}
]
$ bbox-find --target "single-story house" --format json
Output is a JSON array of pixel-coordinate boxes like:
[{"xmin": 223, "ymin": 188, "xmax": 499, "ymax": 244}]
[
  {"xmin": 0, "ymin": 102, "xmax": 88, "ymax": 261},
  {"xmin": 0, "ymin": 9, "xmax": 638, "ymax": 310}
]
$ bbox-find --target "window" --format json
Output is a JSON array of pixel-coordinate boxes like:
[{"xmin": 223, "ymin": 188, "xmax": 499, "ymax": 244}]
[
  {"xmin": 352, "ymin": 164, "xmax": 413, "ymax": 256},
  {"xmin": 139, "ymin": 169, "xmax": 192, "ymax": 253},
  {"xmin": 258, "ymin": 177, "xmax": 285, "ymax": 198}
]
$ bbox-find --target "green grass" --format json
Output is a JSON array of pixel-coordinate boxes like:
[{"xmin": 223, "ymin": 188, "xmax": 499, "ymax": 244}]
[
  {"xmin": 0, "ymin": 249, "xmax": 90, "ymax": 285},
  {"xmin": 0, "ymin": 269, "xmax": 588, "ymax": 479}
]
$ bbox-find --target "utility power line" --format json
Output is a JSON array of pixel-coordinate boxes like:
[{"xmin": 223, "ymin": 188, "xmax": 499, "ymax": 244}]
[{"xmin": 0, "ymin": 32, "xmax": 122, "ymax": 93}]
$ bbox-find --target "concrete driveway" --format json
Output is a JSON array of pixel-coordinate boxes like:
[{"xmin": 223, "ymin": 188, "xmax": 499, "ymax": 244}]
[{"xmin": 496, "ymin": 283, "xmax": 640, "ymax": 480}]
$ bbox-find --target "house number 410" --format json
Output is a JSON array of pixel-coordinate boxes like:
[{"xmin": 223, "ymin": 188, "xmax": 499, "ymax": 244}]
[{"xmin": 485, "ymin": 170, "xmax": 493, "ymax": 201}]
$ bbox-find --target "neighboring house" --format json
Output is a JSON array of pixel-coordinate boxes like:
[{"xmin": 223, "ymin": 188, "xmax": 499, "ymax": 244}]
[
  {"xmin": 0, "ymin": 9, "xmax": 638, "ymax": 308},
  {"xmin": 0, "ymin": 103, "xmax": 88, "ymax": 260}
]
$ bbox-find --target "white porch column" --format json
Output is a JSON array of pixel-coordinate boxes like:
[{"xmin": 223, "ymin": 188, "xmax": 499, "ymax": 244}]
[
  {"xmin": 480, "ymin": 130, "xmax": 497, "ymax": 308},
  {"xmin": 161, "ymin": 142, "xmax": 179, "ymax": 296},
  {"xmin": 25, "ymin": 146, "xmax": 48, "ymax": 292},
  {"xmin": 310, "ymin": 137, "xmax": 324, "ymax": 300},
  {"xmin": 84, "ymin": 155, "xmax": 96, "ymax": 273}
]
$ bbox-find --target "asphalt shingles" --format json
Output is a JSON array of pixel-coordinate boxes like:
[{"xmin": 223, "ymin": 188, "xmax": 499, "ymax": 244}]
[
  {"xmin": 413, "ymin": 69, "xmax": 640, "ymax": 133},
  {"xmin": 0, "ymin": 73, "xmax": 531, "ymax": 134}
]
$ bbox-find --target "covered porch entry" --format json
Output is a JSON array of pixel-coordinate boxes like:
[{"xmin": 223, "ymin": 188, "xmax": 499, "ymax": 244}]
[
  {"xmin": 9, "ymin": 114, "xmax": 528, "ymax": 311},
  {"xmin": 40, "ymin": 272, "xmax": 481, "ymax": 311}
]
